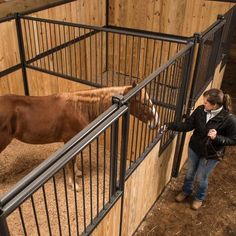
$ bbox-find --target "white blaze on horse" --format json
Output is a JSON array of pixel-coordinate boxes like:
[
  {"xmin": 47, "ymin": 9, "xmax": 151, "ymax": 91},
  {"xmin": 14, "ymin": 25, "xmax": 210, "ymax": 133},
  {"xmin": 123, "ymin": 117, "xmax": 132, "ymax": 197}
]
[{"xmin": 0, "ymin": 82, "xmax": 159, "ymax": 189}]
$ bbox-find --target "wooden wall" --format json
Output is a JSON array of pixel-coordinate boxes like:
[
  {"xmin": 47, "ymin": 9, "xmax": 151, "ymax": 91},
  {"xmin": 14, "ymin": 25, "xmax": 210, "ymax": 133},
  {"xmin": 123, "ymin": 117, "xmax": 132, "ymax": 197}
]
[
  {"xmin": 29, "ymin": 0, "xmax": 106, "ymax": 26},
  {"xmin": 109, "ymin": 0, "xmax": 235, "ymax": 37},
  {"xmin": 91, "ymin": 198, "xmax": 121, "ymax": 236},
  {"xmin": 122, "ymin": 138, "xmax": 177, "ymax": 235}
]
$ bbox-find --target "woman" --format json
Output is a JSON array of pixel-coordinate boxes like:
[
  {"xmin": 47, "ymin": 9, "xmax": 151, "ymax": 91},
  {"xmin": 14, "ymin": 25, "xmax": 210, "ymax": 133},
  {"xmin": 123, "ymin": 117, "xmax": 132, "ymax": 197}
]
[{"xmin": 168, "ymin": 88, "xmax": 236, "ymax": 210}]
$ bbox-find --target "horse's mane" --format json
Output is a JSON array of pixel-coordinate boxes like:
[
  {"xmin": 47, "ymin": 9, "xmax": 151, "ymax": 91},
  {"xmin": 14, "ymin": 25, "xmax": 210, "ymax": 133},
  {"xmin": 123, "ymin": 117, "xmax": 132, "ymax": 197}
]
[{"xmin": 62, "ymin": 85, "xmax": 133, "ymax": 119}]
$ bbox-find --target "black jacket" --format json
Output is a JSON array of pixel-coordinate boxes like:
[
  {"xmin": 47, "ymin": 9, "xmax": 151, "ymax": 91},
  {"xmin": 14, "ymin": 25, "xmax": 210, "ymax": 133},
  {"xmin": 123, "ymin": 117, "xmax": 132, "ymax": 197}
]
[{"xmin": 168, "ymin": 105, "xmax": 236, "ymax": 160}]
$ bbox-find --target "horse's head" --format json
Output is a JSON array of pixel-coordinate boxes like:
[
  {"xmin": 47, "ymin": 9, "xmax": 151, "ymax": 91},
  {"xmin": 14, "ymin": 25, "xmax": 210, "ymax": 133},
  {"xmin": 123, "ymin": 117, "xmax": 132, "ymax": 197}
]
[{"xmin": 129, "ymin": 82, "xmax": 159, "ymax": 129}]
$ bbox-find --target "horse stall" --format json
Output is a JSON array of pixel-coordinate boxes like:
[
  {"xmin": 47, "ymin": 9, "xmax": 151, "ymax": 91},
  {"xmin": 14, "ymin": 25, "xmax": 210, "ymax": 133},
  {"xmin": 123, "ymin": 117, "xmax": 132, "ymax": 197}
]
[{"xmin": 0, "ymin": 1, "xmax": 235, "ymax": 235}]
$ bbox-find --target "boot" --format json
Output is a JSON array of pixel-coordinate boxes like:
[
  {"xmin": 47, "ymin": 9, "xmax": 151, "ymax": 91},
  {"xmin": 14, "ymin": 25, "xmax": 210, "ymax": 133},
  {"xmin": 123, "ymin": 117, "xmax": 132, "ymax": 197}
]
[
  {"xmin": 175, "ymin": 192, "xmax": 189, "ymax": 202},
  {"xmin": 191, "ymin": 199, "xmax": 203, "ymax": 210}
]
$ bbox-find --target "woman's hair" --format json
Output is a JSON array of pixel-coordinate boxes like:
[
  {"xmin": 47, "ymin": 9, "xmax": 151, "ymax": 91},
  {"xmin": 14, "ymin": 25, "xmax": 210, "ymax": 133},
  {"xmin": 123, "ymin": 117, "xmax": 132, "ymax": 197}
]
[{"xmin": 203, "ymin": 88, "xmax": 231, "ymax": 111}]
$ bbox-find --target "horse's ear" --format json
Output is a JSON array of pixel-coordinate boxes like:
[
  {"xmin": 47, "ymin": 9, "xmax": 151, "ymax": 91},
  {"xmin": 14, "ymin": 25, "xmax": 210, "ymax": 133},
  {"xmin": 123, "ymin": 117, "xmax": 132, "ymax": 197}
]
[{"xmin": 132, "ymin": 80, "xmax": 137, "ymax": 88}]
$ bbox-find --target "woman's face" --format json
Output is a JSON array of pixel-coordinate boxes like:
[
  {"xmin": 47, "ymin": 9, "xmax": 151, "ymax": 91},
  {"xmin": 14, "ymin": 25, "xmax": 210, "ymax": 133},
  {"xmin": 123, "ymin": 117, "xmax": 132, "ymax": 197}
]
[{"xmin": 203, "ymin": 96, "xmax": 218, "ymax": 111}]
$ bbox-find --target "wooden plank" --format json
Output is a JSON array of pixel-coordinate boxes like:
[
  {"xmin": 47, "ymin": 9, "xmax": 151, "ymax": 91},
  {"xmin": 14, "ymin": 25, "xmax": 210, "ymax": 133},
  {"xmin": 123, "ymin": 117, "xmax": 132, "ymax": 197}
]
[
  {"xmin": 91, "ymin": 198, "xmax": 121, "ymax": 236},
  {"xmin": 122, "ymin": 138, "xmax": 177, "ymax": 235}
]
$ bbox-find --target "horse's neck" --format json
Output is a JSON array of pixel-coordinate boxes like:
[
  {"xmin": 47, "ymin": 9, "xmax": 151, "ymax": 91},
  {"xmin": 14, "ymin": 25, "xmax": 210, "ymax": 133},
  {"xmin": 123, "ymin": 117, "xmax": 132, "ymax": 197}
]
[{"xmin": 73, "ymin": 86, "xmax": 132, "ymax": 120}]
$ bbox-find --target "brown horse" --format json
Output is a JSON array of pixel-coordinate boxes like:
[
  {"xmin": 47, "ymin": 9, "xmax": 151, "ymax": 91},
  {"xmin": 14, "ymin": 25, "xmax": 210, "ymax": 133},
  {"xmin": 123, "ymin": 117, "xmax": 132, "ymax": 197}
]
[{"xmin": 0, "ymin": 83, "xmax": 158, "ymax": 189}]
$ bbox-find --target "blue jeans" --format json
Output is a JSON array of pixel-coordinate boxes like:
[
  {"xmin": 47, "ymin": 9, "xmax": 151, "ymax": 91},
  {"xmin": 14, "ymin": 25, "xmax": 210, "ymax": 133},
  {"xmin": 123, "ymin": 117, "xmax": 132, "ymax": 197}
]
[{"xmin": 182, "ymin": 148, "xmax": 219, "ymax": 201}]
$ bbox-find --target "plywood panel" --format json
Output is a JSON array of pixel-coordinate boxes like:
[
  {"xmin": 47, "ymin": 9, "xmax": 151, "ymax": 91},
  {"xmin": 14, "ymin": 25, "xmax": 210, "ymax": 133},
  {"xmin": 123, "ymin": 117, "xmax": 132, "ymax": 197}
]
[
  {"xmin": 122, "ymin": 137, "xmax": 177, "ymax": 236},
  {"xmin": 0, "ymin": 70, "xmax": 25, "ymax": 95},
  {"xmin": 109, "ymin": 0, "xmax": 235, "ymax": 37},
  {"xmin": 91, "ymin": 198, "xmax": 121, "ymax": 236}
]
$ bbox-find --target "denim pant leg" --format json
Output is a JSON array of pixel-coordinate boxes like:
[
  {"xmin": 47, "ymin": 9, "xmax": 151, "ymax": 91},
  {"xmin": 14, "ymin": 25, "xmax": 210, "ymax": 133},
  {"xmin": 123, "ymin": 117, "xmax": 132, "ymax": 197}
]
[
  {"xmin": 182, "ymin": 148, "xmax": 200, "ymax": 195},
  {"xmin": 194, "ymin": 158, "xmax": 219, "ymax": 201}
]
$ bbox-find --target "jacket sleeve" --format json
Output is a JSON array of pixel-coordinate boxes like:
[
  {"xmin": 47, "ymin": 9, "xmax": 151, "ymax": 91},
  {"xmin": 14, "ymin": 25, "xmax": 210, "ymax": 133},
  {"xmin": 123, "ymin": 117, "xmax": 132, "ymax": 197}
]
[
  {"xmin": 213, "ymin": 115, "xmax": 236, "ymax": 146},
  {"xmin": 167, "ymin": 106, "xmax": 200, "ymax": 132}
]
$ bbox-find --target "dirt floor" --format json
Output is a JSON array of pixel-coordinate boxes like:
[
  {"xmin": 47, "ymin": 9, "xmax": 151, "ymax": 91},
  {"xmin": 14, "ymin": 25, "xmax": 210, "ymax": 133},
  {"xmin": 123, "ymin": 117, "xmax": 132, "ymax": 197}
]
[{"xmin": 134, "ymin": 58, "xmax": 236, "ymax": 236}]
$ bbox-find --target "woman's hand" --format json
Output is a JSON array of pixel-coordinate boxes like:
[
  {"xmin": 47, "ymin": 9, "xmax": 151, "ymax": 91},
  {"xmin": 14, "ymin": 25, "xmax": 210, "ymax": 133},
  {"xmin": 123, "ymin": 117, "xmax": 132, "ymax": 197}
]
[{"xmin": 208, "ymin": 129, "xmax": 217, "ymax": 140}]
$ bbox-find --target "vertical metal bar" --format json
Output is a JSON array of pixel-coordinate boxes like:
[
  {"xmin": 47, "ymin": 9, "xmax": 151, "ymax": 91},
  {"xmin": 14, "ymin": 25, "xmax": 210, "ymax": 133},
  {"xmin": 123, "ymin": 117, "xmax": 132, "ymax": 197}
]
[
  {"xmin": 118, "ymin": 33, "xmax": 121, "ymax": 86},
  {"xmin": 96, "ymin": 137, "xmax": 99, "ymax": 217},
  {"xmin": 101, "ymin": 32, "xmax": 104, "ymax": 86},
  {"xmin": 73, "ymin": 27, "xmax": 77, "ymax": 78},
  {"xmin": 42, "ymin": 185, "xmax": 52, "ymax": 236},
  {"xmin": 19, "ymin": 206, "xmax": 27, "ymax": 236},
  {"xmin": 72, "ymin": 157, "xmax": 80, "ymax": 236},
  {"xmin": 151, "ymin": 39, "xmax": 156, "ymax": 73},
  {"xmin": 123, "ymin": 35, "xmax": 128, "ymax": 85},
  {"xmin": 89, "ymin": 144, "xmax": 93, "ymax": 224},
  {"xmin": 54, "ymin": 24, "xmax": 59, "ymax": 73},
  {"xmin": 63, "ymin": 167, "xmax": 71, "ymax": 236},
  {"xmin": 79, "ymin": 28, "xmax": 83, "ymax": 80},
  {"xmin": 112, "ymin": 33, "xmax": 115, "ymax": 86},
  {"xmin": 49, "ymin": 23, "xmax": 55, "ymax": 72},
  {"xmin": 69, "ymin": 26, "xmax": 73, "ymax": 77},
  {"xmin": 106, "ymin": 32, "xmax": 109, "ymax": 86},
  {"xmin": 89, "ymin": 29, "xmax": 93, "ymax": 83},
  {"xmin": 15, "ymin": 14, "xmax": 29, "ymax": 95},
  {"xmin": 22, "ymin": 19, "xmax": 29, "ymax": 61},
  {"xmin": 84, "ymin": 28, "xmax": 88, "ymax": 82},
  {"xmin": 44, "ymin": 22, "xmax": 50, "ymax": 71},
  {"xmin": 40, "ymin": 21, "xmax": 46, "ymax": 69},
  {"xmin": 129, "ymin": 36, "xmax": 135, "ymax": 84},
  {"xmin": 80, "ymin": 152, "xmax": 87, "ymax": 232},
  {"xmin": 63, "ymin": 25, "xmax": 68, "ymax": 75},
  {"xmin": 0, "ymin": 209, "xmax": 10, "ymax": 236},
  {"xmin": 103, "ymin": 130, "xmax": 107, "ymax": 207},
  {"xmin": 134, "ymin": 92, "xmax": 142, "ymax": 161},
  {"xmin": 36, "ymin": 20, "xmax": 42, "ymax": 68},
  {"xmin": 30, "ymin": 195, "xmax": 41, "ymax": 236},
  {"xmin": 109, "ymin": 118, "xmax": 119, "ymax": 198},
  {"xmin": 118, "ymin": 108, "xmax": 130, "ymax": 236},
  {"xmin": 59, "ymin": 25, "xmax": 64, "ymax": 75},
  {"xmin": 26, "ymin": 19, "xmax": 33, "ymax": 61},
  {"xmin": 95, "ymin": 33, "xmax": 98, "ymax": 84},
  {"xmin": 31, "ymin": 20, "xmax": 38, "ymax": 67},
  {"xmin": 52, "ymin": 176, "xmax": 62, "ymax": 236},
  {"xmin": 136, "ymin": 37, "xmax": 141, "ymax": 80}
]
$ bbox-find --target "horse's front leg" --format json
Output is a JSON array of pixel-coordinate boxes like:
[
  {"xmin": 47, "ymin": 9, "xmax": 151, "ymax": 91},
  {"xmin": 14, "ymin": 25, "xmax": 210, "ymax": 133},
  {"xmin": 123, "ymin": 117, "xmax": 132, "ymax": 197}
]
[{"xmin": 67, "ymin": 158, "xmax": 82, "ymax": 191}]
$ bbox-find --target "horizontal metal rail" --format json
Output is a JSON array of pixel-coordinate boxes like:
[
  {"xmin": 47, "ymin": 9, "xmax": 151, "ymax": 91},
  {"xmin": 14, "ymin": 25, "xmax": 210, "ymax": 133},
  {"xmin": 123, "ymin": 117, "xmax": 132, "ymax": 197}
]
[
  {"xmin": 0, "ymin": 64, "xmax": 22, "ymax": 78},
  {"xmin": 0, "ymin": 104, "xmax": 118, "ymax": 207},
  {"xmin": 0, "ymin": 14, "xmax": 15, "ymax": 24},
  {"xmin": 20, "ymin": 15, "xmax": 188, "ymax": 42},
  {"xmin": 25, "ymin": 64, "xmax": 103, "ymax": 88},
  {"xmin": 107, "ymin": 25, "xmax": 190, "ymax": 44}
]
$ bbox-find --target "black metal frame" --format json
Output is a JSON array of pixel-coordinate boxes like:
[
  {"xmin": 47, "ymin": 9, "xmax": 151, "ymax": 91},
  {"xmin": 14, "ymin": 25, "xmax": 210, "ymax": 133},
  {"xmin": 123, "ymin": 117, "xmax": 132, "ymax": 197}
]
[{"xmin": 0, "ymin": 2, "xmax": 235, "ymax": 235}]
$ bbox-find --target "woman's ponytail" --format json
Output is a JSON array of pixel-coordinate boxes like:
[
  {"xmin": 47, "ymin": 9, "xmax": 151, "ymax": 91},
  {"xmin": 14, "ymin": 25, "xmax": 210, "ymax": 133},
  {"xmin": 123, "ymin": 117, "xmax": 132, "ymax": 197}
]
[{"xmin": 223, "ymin": 93, "xmax": 232, "ymax": 112}]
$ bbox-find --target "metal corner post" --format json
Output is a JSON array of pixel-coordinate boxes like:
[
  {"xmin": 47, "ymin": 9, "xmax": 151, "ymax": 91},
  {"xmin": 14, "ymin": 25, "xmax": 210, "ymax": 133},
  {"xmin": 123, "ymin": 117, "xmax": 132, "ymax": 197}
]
[
  {"xmin": 172, "ymin": 43, "xmax": 196, "ymax": 177},
  {"xmin": 15, "ymin": 13, "xmax": 29, "ymax": 95},
  {"xmin": 119, "ymin": 105, "xmax": 130, "ymax": 236}
]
